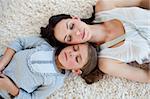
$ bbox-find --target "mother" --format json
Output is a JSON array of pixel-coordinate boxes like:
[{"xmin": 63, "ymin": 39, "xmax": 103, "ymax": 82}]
[{"xmin": 41, "ymin": 0, "xmax": 150, "ymax": 83}]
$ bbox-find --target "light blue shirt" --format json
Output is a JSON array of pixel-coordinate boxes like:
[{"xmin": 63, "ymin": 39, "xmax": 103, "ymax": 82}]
[{"xmin": 0, "ymin": 36, "xmax": 68, "ymax": 99}]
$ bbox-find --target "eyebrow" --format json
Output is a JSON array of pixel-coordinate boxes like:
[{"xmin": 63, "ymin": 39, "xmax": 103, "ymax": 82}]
[
  {"xmin": 80, "ymin": 55, "xmax": 82, "ymax": 62},
  {"xmin": 64, "ymin": 35, "xmax": 67, "ymax": 42},
  {"xmin": 79, "ymin": 46, "xmax": 82, "ymax": 61},
  {"xmin": 66, "ymin": 20, "xmax": 69, "ymax": 29},
  {"xmin": 64, "ymin": 21, "xmax": 69, "ymax": 42}
]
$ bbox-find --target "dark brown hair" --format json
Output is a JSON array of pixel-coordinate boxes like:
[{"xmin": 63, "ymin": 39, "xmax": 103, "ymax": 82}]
[
  {"xmin": 55, "ymin": 43, "xmax": 104, "ymax": 84},
  {"xmin": 40, "ymin": 6, "xmax": 96, "ymax": 48},
  {"xmin": 81, "ymin": 44, "xmax": 104, "ymax": 84}
]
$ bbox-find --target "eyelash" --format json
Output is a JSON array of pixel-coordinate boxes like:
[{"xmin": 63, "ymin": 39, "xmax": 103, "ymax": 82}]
[
  {"xmin": 76, "ymin": 56, "xmax": 79, "ymax": 63},
  {"xmin": 73, "ymin": 46, "xmax": 80, "ymax": 63},
  {"xmin": 67, "ymin": 35, "xmax": 72, "ymax": 42},
  {"xmin": 70, "ymin": 23, "xmax": 74, "ymax": 30},
  {"xmin": 73, "ymin": 46, "xmax": 79, "ymax": 51},
  {"xmin": 73, "ymin": 46, "xmax": 76, "ymax": 51}
]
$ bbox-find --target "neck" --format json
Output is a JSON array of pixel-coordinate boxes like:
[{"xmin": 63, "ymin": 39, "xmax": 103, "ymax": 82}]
[{"xmin": 88, "ymin": 23, "xmax": 107, "ymax": 44}]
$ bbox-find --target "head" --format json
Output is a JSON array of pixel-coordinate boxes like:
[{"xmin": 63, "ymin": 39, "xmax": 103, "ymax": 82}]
[
  {"xmin": 40, "ymin": 6, "xmax": 95, "ymax": 47},
  {"xmin": 56, "ymin": 43, "xmax": 98, "ymax": 78}
]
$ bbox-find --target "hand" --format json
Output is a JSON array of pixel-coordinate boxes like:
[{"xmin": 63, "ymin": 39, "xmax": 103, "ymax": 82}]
[
  {"xmin": 0, "ymin": 74, "xmax": 19, "ymax": 96},
  {"xmin": 0, "ymin": 74, "xmax": 13, "ymax": 90},
  {"xmin": 0, "ymin": 48, "xmax": 16, "ymax": 73},
  {"xmin": 0, "ymin": 60, "xmax": 5, "ymax": 72}
]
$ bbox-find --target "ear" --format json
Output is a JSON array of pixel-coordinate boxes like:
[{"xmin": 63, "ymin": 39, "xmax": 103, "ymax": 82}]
[
  {"xmin": 72, "ymin": 69, "xmax": 82, "ymax": 75},
  {"xmin": 71, "ymin": 16, "xmax": 81, "ymax": 21}
]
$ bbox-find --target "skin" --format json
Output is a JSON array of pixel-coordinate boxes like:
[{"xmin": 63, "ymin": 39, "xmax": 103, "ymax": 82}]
[
  {"xmin": 0, "ymin": 73, "xmax": 19, "ymax": 96},
  {"xmin": 0, "ymin": 44, "xmax": 89, "ymax": 96},
  {"xmin": 95, "ymin": 0, "xmax": 150, "ymax": 83},
  {"xmin": 0, "ymin": 0, "xmax": 149, "ymax": 96},
  {"xmin": 54, "ymin": 0, "xmax": 150, "ymax": 45},
  {"xmin": 0, "ymin": 48, "xmax": 19, "ymax": 96},
  {"xmin": 53, "ymin": 0, "xmax": 150, "ymax": 83},
  {"xmin": 99, "ymin": 58, "xmax": 150, "ymax": 83},
  {"xmin": 95, "ymin": 0, "xmax": 150, "ymax": 12},
  {"xmin": 54, "ymin": 17, "xmax": 93, "ymax": 44},
  {"xmin": 54, "ymin": 17, "xmax": 124, "ymax": 45},
  {"xmin": 57, "ymin": 44, "xmax": 88, "ymax": 70}
]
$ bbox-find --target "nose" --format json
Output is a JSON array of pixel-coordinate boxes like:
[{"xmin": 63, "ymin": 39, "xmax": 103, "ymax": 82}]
[
  {"xmin": 76, "ymin": 30, "xmax": 81, "ymax": 36},
  {"xmin": 69, "ymin": 51, "xmax": 78, "ymax": 58}
]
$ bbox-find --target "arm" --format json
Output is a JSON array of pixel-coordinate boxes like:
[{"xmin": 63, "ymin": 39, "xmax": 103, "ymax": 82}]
[
  {"xmin": 95, "ymin": 0, "xmax": 150, "ymax": 12},
  {"xmin": 8, "ymin": 36, "xmax": 49, "ymax": 53},
  {"xmin": 0, "ymin": 48, "xmax": 15, "ymax": 72},
  {"xmin": 0, "ymin": 74, "xmax": 19, "ymax": 97},
  {"xmin": 98, "ymin": 58, "xmax": 150, "ymax": 83},
  {"xmin": 0, "ymin": 36, "xmax": 48, "ymax": 72},
  {"xmin": 13, "ymin": 77, "xmax": 64, "ymax": 99},
  {"xmin": 0, "ymin": 74, "xmax": 61, "ymax": 99}
]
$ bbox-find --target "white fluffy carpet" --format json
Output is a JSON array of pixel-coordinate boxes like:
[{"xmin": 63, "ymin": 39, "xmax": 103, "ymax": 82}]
[{"xmin": 0, "ymin": 0, "xmax": 150, "ymax": 99}]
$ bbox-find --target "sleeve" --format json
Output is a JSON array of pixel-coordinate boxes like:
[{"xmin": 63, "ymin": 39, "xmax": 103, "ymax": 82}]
[
  {"xmin": 14, "ymin": 77, "xmax": 65, "ymax": 99},
  {"xmin": 7, "ymin": 36, "xmax": 50, "ymax": 52}
]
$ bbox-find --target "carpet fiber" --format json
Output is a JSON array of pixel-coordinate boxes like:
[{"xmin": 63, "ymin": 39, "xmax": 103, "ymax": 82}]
[{"xmin": 0, "ymin": 0, "xmax": 150, "ymax": 98}]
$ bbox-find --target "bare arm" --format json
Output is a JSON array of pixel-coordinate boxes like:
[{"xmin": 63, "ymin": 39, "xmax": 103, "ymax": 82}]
[
  {"xmin": 0, "ymin": 36, "xmax": 47, "ymax": 72},
  {"xmin": 98, "ymin": 58, "xmax": 150, "ymax": 83},
  {"xmin": 0, "ymin": 74, "xmax": 19, "ymax": 97},
  {"xmin": 0, "ymin": 48, "xmax": 15, "ymax": 72},
  {"xmin": 95, "ymin": 0, "xmax": 150, "ymax": 12}
]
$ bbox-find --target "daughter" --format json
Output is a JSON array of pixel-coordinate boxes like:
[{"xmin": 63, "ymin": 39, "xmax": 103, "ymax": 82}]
[{"xmin": 0, "ymin": 36, "xmax": 97, "ymax": 99}]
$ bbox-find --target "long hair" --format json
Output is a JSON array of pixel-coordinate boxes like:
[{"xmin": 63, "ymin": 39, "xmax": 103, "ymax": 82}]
[
  {"xmin": 40, "ymin": 6, "xmax": 96, "ymax": 48},
  {"xmin": 55, "ymin": 43, "xmax": 104, "ymax": 84}
]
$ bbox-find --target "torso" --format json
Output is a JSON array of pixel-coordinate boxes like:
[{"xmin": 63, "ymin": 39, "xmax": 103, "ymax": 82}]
[
  {"xmin": 103, "ymin": 19, "xmax": 125, "ymax": 48},
  {"xmin": 95, "ymin": 7, "xmax": 150, "ymax": 64}
]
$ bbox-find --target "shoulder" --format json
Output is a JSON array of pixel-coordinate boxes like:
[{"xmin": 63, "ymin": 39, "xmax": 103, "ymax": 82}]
[
  {"xmin": 95, "ymin": 0, "xmax": 116, "ymax": 13},
  {"xmin": 42, "ymin": 73, "xmax": 65, "ymax": 85},
  {"xmin": 98, "ymin": 58, "xmax": 122, "ymax": 73}
]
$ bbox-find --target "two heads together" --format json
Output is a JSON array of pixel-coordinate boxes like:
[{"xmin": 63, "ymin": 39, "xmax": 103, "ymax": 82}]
[{"xmin": 41, "ymin": 7, "xmax": 103, "ymax": 84}]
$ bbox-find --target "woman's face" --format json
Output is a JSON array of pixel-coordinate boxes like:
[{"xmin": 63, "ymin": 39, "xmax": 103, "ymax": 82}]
[
  {"xmin": 58, "ymin": 44, "xmax": 88, "ymax": 70},
  {"xmin": 54, "ymin": 17, "xmax": 92, "ymax": 44}
]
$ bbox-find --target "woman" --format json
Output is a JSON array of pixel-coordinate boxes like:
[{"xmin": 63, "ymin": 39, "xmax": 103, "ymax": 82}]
[
  {"xmin": 40, "ymin": 0, "xmax": 150, "ymax": 83},
  {"xmin": 0, "ymin": 36, "xmax": 97, "ymax": 99}
]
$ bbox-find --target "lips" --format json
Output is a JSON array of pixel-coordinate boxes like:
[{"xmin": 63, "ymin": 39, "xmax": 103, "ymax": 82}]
[
  {"xmin": 64, "ymin": 52, "xmax": 67, "ymax": 61},
  {"xmin": 82, "ymin": 29, "xmax": 85, "ymax": 40}
]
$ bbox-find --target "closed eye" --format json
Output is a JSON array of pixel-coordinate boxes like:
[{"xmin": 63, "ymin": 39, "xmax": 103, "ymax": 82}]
[
  {"xmin": 76, "ymin": 56, "xmax": 79, "ymax": 63},
  {"xmin": 67, "ymin": 35, "xmax": 72, "ymax": 42},
  {"xmin": 76, "ymin": 55, "xmax": 81, "ymax": 63},
  {"xmin": 73, "ymin": 45, "xmax": 79, "ymax": 51},
  {"xmin": 69, "ymin": 23, "xmax": 74, "ymax": 30}
]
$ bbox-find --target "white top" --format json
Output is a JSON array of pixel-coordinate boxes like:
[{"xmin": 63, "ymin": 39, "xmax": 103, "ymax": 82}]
[{"xmin": 94, "ymin": 7, "xmax": 150, "ymax": 64}]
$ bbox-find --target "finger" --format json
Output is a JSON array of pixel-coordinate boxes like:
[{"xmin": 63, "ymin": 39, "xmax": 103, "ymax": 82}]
[
  {"xmin": 1, "ymin": 70, "xmax": 4, "ymax": 74},
  {"xmin": 0, "ymin": 74, "xmax": 5, "ymax": 78}
]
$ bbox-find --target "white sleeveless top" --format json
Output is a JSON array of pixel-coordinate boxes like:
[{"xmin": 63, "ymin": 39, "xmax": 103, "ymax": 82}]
[{"xmin": 94, "ymin": 7, "xmax": 150, "ymax": 64}]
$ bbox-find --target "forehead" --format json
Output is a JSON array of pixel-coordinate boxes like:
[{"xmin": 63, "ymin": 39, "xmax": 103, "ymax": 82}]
[
  {"xmin": 73, "ymin": 44, "xmax": 89, "ymax": 64},
  {"xmin": 80, "ymin": 44, "xmax": 88, "ymax": 62},
  {"xmin": 54, "ymin": 19, "xmax": 71, "ymax": 42}
]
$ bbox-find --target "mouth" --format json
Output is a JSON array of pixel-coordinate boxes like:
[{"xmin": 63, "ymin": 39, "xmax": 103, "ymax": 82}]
[
  {"xmin": 82, "ymin": 29, "xmax": 85, "ymax": 40},
  {"xmin": 64, "ymin": 52, "xmax": 67, "ymax": 61}
]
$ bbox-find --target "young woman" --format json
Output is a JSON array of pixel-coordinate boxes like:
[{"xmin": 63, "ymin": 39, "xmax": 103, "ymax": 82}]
[
  {"xmin": 40, "ymin": 0, "xmax": 150, "ymax": 83},
  {"xmin": 0, "ymin": 36, "xmax": 97, "ymax": 99}
]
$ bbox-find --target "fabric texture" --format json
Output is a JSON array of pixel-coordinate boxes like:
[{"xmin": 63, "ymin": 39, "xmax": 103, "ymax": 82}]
[
  {"xmin": 0, "ymin": 0, "xmax": 150, "ymax": 98},
  {"xmin": 0, "ymin": 36, "xmax": 67, "ymax": 99},
  {"xmin": 95, "ymin": 7, "xmax": 150, "ymax": 64}
]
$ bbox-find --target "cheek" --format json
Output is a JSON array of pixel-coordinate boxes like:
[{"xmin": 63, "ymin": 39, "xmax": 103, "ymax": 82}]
[{"xmin": 67, "ymin": 60, "xmax": 77, "ymax": 67}]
